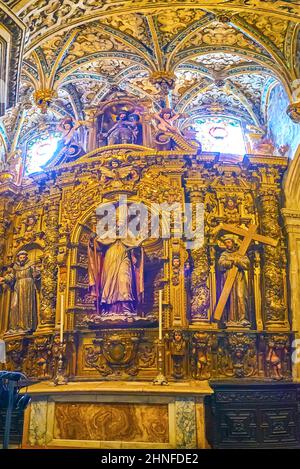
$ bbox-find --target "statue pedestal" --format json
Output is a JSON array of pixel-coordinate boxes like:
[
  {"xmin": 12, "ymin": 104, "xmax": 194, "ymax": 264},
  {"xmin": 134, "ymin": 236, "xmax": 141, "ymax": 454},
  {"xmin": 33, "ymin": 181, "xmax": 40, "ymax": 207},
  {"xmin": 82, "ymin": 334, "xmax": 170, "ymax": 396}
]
[{"xmin": 22, "ymin": 380, "xmax": 213, "ymax": 449}]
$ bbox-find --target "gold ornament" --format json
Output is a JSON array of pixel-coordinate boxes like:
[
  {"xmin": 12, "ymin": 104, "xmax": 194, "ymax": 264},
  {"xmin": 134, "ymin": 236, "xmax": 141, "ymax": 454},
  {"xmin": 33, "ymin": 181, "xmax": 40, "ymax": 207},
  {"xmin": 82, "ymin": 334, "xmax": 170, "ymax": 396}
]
[
  {"xmin": 286, "ymin": 102, "xmax": 300, "ymax": 124},
  {"xmin": 33, "ymin": 89, "xmax": 57, "ymax": 113}
]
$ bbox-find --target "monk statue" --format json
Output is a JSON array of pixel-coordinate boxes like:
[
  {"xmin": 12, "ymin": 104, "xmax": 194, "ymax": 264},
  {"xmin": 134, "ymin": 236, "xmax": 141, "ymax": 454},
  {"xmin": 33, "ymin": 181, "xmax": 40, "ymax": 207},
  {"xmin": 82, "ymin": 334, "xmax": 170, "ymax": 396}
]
[
  {"xmin": 0, "ymin": 250, "xmax": 41, "ymax": 333},
  {"xmin": 88, "ymin": 229, "xmax": 144, "ymax": 322},
  {"xmin": 218, "ymin": 235, "xmax": 251, "ymax": 327}
]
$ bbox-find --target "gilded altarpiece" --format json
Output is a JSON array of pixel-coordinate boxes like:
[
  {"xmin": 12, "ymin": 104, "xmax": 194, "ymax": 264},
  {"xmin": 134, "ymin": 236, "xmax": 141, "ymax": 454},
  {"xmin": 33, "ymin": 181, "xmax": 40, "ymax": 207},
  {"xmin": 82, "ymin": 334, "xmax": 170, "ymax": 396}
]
[{"xmin": 0, "ymin": 111, "xmax": 293, "ymax": 385}]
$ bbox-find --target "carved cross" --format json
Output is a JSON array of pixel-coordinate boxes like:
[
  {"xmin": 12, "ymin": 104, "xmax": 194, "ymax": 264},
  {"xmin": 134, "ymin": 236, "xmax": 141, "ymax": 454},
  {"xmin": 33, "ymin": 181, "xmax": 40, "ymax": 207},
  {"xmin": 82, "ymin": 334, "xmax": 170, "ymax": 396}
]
[{"xmin": 213, "ymin": 223, "xmax": 278, "ymax": 321}]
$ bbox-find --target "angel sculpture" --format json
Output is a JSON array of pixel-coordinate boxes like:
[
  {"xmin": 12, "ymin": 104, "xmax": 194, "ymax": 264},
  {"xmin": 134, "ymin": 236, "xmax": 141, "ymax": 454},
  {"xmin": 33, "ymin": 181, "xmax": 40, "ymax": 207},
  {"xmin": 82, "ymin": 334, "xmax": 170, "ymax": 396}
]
[
  {"xmin": 153, "ymin": 108, "xmax": 186, "ymax": 150},
  {"xmin": 99, "ymin": 159, "xmax": 139, "ymax": 189},
  {"xmin": 153, "ymin": 108, "xmax": 182, "ymax": 135},
  {"xmin": 55, "ymin": 117, "xmax": 86, "ymax": 162}
]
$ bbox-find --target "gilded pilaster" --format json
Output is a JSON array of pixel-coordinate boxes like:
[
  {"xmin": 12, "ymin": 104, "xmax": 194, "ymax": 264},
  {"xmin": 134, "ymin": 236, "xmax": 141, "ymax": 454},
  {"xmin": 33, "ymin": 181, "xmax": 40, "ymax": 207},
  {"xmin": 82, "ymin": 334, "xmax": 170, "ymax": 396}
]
[
  {"xmin": 162, "ymin": 163, "xmax": 186, "ymax": 327},
  {"xmin": 0, "ymin": 179, "xmax": 18, "ymax": 334},
  {"xmin": 169, "ymin": 238, "xmax": 187, "ymax": 327},
  {"xmin": 84, "ymin": 107, "xmax": 98, "ymax": 152},
  {"xmin": 253, "ymin": 250, "xmax": 263, "ymax": 331},
  {"xmin": 186, "ymin": 184, "xmax": 210, "ymax": 325},
  {"xmin": 258, "ymin": 188, "xmax": 289, "ymax": 330},
  {"xmin": 39, "ymin": 189, "xmax": 61, "ymax": 329},
  {"xmin": 0, "ymin": 200, "xmax": 8, "ymax": 266},
  {"xmin": 0, "ymin": 178, "xmax": 18, "ymax": 264}
]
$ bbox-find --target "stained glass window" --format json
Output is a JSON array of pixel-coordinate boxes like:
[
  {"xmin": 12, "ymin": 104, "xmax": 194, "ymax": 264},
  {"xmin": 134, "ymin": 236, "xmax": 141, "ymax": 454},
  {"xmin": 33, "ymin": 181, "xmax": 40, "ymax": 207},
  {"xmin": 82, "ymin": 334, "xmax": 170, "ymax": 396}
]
[
  {"xmin": 26, "ymin": 134, "xmax": 60, "ymax": 174},
  {"xmin": 194, "ymin": 116, "xmax": 246, "ymax": 155}
]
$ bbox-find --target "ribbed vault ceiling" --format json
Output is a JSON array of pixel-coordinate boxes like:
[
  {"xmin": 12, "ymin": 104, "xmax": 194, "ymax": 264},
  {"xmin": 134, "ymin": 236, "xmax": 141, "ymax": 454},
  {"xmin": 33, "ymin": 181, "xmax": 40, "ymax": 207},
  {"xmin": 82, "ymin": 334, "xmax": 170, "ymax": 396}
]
[{"xmin": 2, "ymin": 1, "xmax": 300, "ymax": 141}]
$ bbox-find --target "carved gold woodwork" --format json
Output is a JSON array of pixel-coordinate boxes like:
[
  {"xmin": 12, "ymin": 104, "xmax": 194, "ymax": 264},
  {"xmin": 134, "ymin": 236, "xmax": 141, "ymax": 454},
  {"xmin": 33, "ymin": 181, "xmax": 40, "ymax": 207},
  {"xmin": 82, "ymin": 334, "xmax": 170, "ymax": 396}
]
[
  {"xmin": 0, "ymin": 124, "xmax": 293, "ymax": 381},
  {"xmin": 258, "ymin": 190, "xmax": 289, "ymax": 330},
  {"xmin": 0, "ymin": 0, "xmax": 299, "ymax": 396},
  {"xmin": 149, "ymin": 71, "xmax": 176, "ymax": 108},
  {"xmin": 213, "ymin": 223, "xmax": 278, "ymax": 323},
  {"xmin": 39, "ymin": 192, "xmax": 60, "ymax": 330},
  {"xmin": 185, "ymin": 182, "xmax": 211, "ymax": 325}
]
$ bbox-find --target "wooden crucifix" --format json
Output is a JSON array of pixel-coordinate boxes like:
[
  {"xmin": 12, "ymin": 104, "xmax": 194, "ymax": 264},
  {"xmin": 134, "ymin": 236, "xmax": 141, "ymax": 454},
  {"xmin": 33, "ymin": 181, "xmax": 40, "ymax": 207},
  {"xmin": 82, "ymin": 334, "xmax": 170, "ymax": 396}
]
[{"xmin": 213, "ymin": 223, "xmax": 278, "ymax": 321}]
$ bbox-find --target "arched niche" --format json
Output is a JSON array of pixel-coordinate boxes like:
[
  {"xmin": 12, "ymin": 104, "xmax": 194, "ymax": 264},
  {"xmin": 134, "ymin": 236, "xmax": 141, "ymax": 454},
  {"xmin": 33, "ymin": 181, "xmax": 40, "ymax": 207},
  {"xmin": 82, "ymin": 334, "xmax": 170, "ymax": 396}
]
[{"xmin": 67, "ymin": 196, "xmax": 168, "ymax": 328}]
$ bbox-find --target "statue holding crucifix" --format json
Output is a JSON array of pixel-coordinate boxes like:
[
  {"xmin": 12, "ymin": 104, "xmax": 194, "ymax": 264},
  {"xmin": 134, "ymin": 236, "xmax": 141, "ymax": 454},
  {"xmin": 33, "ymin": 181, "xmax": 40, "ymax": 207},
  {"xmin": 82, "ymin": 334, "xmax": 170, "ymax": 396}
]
[
  {"xmin": 218, "ymin": 234, "xmax": 251, "ymax": 327},
  {"xmin": 214, "ymin": 223, "xmax": 278, "ymax": 327}
]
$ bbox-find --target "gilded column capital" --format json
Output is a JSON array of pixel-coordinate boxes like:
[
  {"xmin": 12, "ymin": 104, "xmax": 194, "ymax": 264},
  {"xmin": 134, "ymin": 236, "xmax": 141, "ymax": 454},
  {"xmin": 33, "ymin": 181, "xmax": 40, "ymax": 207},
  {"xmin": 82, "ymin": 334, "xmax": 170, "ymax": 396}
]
[
  {"xmin": 281, "ymin": 208, "xmax": 300, "ymax": 220},
  {"xmin": 286, "ymin": 101, "xmax": 300, "ymax": 124},
  {"xmin": 33, "ymin": 89, "xmax": 57, "ymax": 114},
  {"xmin": 185, "ymin": 184, "xmax": 206, "ymax": 203},
  {"xmin": 0, "ymin": 177, "xmax": 20, "ymax": 197},
  {"xmin": 149, "ymin": 71, "xmax": 176, "ymax": 94}
]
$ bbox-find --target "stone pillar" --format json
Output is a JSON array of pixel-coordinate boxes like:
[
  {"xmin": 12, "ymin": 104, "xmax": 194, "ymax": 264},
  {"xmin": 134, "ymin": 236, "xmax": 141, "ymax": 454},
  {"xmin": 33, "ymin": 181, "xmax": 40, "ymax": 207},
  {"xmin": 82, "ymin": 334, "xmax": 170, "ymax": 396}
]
[
  {"xmin": 258, "ymin": 190, "xmax": 289, "ymax": 330},
  {"xmin": 282, "ymin": 208, "xmax": 300, "ymax": 378},
  {"xmin": 39, "ymin": 191, "xmax": 60, "ymax": 329}
]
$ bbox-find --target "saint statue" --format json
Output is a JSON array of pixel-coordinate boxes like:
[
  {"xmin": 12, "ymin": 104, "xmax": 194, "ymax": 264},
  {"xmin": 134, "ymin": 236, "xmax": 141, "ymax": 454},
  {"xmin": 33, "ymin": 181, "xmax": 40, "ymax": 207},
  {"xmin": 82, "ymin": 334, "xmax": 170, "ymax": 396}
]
[
  {"xmin": 0, "ymin": 250, "xmax": 41, "ymax": 333},
  {"xmin": 58, "ymin": 117, "xmax": 82, "ymax": 146},
  {"xmin": 88, "ymin": 231, "xmax": 144, "ymax": 321},
  {"xmin": 101, "ymin": 110, "xmax": 141, "ymax": 145},
  {"xmin": 218, "ymin": 235, "xmax": 251, "ymax": 327}
]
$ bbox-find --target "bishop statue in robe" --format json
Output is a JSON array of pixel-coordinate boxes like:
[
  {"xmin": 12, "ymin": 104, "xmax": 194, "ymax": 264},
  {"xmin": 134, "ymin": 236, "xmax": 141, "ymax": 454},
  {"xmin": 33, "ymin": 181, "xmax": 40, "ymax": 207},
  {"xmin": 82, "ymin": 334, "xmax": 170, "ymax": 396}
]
[{"xmin": 88, "ymin": 231, "xmax": 144, "ymax": 321}]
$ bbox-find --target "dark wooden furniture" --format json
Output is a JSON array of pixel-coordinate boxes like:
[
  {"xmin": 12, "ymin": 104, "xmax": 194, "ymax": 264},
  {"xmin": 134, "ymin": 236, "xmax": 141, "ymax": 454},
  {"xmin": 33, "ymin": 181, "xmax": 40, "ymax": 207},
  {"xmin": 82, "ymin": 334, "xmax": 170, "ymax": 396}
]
[
  {"xmin": 0, "ymin": 408, "xmax": 24, "ymax": 446},
  {"xmin": 205, "ymin": 381, "xmax": 300, "ymax": 448}
]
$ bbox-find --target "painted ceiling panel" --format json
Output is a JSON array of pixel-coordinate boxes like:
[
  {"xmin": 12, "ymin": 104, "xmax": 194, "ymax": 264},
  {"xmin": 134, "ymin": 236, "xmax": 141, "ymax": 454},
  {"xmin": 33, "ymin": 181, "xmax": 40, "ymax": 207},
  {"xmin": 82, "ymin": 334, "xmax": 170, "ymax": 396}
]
[{"xmin": 1, "ymin": 0, "xmax": 299, "ymax": 149}]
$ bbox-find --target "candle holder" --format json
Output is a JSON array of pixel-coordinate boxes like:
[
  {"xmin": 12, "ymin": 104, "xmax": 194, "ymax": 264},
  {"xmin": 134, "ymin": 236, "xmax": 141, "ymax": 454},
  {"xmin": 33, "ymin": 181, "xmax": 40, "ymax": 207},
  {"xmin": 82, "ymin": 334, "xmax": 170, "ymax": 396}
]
[
  {"xmin": 153, "ymin": 338, "xmax": 168, "ymax": 386},
  {"xmin": 53, "ymin": 341, "xmax": 68, "ymax": 386}
]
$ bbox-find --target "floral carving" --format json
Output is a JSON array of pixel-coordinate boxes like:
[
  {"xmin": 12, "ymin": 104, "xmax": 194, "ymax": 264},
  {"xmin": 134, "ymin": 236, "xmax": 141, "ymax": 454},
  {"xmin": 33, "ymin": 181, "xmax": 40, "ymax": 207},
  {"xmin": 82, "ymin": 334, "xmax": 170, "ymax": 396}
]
[
  {"xmin": 190, "ymin": 246, "xmax": 210, "ymax": 321},
  {"xmin": 40, "ymin": 197, "xmax": 60, "ymax": 326}
]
